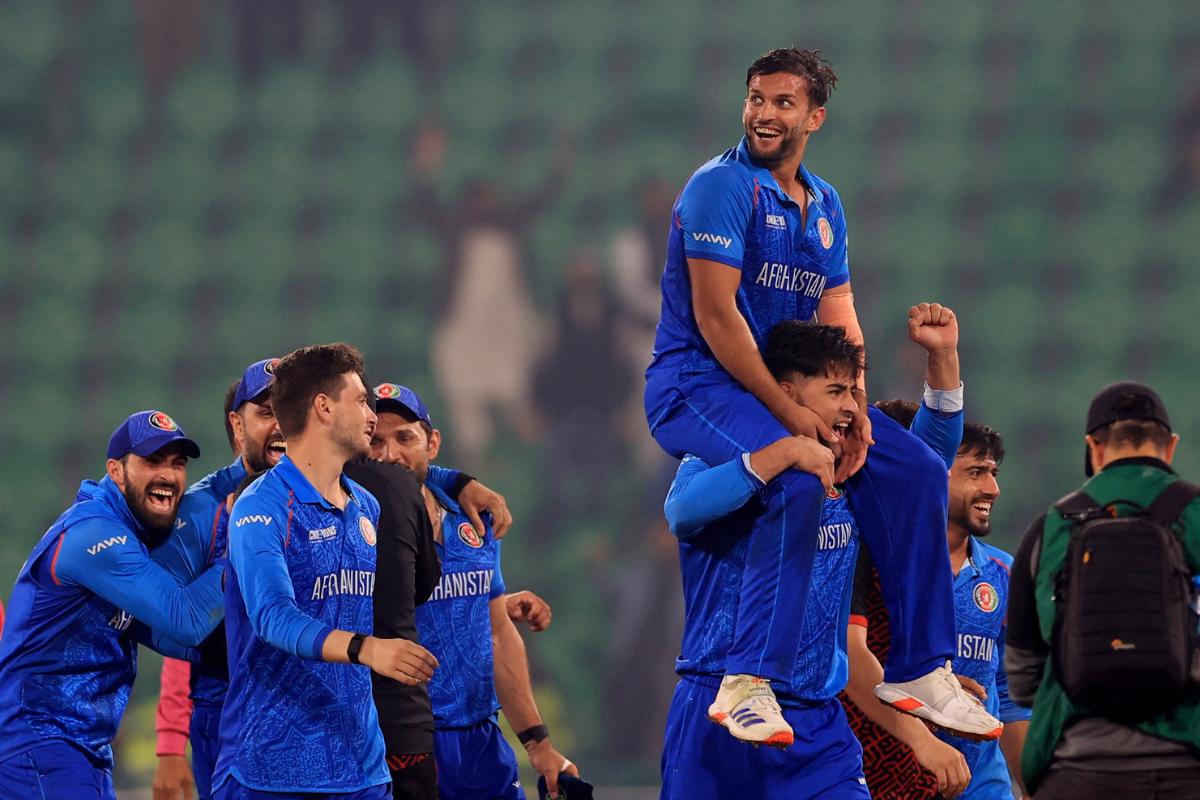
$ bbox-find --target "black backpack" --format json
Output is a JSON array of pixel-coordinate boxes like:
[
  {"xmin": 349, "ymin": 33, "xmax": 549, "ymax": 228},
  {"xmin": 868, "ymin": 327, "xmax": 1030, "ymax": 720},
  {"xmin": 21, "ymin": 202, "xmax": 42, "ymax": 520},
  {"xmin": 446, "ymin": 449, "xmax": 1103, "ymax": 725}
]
[{"xmin": 1049, "ymin": 480, "xmax": 1200, "ymax": 719}]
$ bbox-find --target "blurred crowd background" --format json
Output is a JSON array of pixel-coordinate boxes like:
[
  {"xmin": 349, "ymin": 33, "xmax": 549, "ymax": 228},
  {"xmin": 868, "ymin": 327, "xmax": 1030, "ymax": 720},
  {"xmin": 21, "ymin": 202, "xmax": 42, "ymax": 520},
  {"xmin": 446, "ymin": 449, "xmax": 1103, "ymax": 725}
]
[{"xmin": 3, "ymin": 0, "xmax": 1200, "ymax": 792}]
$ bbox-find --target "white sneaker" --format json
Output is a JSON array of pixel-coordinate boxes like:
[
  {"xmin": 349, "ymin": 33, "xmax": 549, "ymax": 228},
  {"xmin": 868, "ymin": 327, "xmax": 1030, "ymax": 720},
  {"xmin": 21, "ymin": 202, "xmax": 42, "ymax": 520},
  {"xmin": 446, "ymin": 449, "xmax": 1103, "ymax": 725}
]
[
  {"xmin": 707, "ymin": 674, "xmax": 794, "ymax": 749},
  {"xmin": 875, "ymin": 661, "xmax": 1003, "ymax": 741}
]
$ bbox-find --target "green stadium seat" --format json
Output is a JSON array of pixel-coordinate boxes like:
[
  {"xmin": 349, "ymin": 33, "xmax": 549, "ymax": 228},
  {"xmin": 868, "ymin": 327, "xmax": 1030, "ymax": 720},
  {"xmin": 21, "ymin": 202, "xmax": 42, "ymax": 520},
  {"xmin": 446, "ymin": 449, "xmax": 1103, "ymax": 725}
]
[
  {"xmin": 49, "ymin": 144, "xmax": 128, "ymax": 223},
  {"xmin": 13, "ymin": 295, "xmax": 90, "ymax": 377},
  {"xmin": 78, "ymin": 73, "xmax": 145, "ymax": 144},
  {"xmin": 317, "ymin": 218, "xmax": 391, "ymax": 287},
  {"xmin": 251, "ymin": 65, "xmax": 329, "ymax": 144},
  {"xmin": 127, "ymin": 219, "xmax": 206, "ymax": 299},
  {"xmin": 139, "ymin": 142, "xmax": 222, "ymax": 220},
  {"xmin": 218, "ymin": 222, "xmax": 300, "ymax": 297},
  {"xmin": 166, "ymin": 64, "xmax": 241, "ymax": 144},
  {"xmin": 340, "ymin": 57, "xmax": 420, "ymax": 140},
  {"xmin": 0, "ymin": 140, "xmax": 34, "ymax": 215},
  {"xmin": 30, "ymin": 221, "xmax": 109, "ymax": 300},
  {"xmin": 233, "ymin": 140, "xmax": 318, "ymax": 220},
  {"xmin": 322, "ymin": 139, "xmax": 406, "ymax": 216}
]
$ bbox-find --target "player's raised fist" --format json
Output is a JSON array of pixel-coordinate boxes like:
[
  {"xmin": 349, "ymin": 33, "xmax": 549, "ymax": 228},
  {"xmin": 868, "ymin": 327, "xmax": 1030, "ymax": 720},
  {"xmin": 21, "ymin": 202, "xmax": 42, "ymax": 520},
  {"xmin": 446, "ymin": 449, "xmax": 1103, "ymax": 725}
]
[{"xmin": 907, "ymin": 302, "xmax": 958, "ymax": 353}]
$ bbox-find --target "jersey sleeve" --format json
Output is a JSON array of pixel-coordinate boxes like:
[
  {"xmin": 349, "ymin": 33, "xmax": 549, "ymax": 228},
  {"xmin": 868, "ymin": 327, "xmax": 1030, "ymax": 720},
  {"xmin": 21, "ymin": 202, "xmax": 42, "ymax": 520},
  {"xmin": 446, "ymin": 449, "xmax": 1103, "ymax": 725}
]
[
  {"xmin": 824, "ymin": 186, "xmax": 850, "ymax": 288},
  {"xmin": 490, "ymin": 539, "xmax": 506, "ymax": 599},
  {"xmin": 663, "ymin": 454, "xmax": 762, "ymax": 539},
  {"xmin": 156, "ymin": 657, "xmax": 193, "ymax": 756},
  {"xmin": 229, "ymin": 494, "xmax": 334, "ymax": 660},
  {"xmin": 54, "ymin": 518, "xmax": 225, "ymax": 647},
  {"xmin": 426, "ymin": 464, "xmax": 465, "ymax": 498},
  {"xmin": 152, "ymin": 493, "xmax": 220, "ymax": 581},
  {"xmin": 849, "ymin": 544, "xmax": 874, "ymax": 628},
  {"xmin": 677, "ymin": 166, "xmax": 753, "ymax": 269},
  {"xmin": 910, "ymin": 403, "xmax": 965, "ymax": 470}
]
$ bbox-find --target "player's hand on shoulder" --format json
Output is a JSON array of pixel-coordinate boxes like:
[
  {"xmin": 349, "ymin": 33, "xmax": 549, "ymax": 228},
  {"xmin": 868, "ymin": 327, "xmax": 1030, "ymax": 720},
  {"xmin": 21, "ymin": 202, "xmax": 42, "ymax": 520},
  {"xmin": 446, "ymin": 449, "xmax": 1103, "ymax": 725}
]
[
  {"xmin": 152, "ymin": 754, "xmax": 195, "ymax": 800},
  {"xmin": 786, "ymin": 436, "xmax": 835, "ymax": 492},
  {"xmin": 525, "ymin": 738, "xmax": 579, "ymax": 800},
  {"xmin": 459, "ymin": 479, "xmax": 513, "ymax": 540},
  {"xmin": 907, "ymin": 302, "xmax": 958, "ymax": 353},
  {"xmin": 361, "ymin": 636, "xmax": 439, "ymax": 685},
  {"xmin": 911, "ymin": 736, "xmax": 971, "ymax": 798},
  {"xmin": 506, "ymin": 590, "xmax": 552, "ymax": 632}
]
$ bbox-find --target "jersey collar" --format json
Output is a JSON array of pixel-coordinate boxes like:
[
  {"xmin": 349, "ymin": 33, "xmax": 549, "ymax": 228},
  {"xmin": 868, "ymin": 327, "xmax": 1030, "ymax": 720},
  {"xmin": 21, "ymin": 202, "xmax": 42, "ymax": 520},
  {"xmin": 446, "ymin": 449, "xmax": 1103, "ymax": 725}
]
[
  {"xmin": 733, "ymin": 136, "xmax": 821, "ymax": 209},
  {"xmin": 426, "ymin": 480, "xmax": 462, "ymax": 516},
  {"xmin": 273, "ymin": 454, "xmax": 355, "ymax": 511}
]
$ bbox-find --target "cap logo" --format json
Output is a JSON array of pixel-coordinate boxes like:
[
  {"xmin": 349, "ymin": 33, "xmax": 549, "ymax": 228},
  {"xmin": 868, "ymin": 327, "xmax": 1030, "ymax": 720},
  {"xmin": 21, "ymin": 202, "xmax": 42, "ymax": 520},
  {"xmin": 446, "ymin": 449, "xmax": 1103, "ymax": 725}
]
[
  {"xmin": 375, "ymin": 383, "xmax": 402, "ymax": 399},
  {"xmin": 818, "ymin": 217, "xmax": 834, "ymax": 249},
  {"xmin": 265, "ymin": 358, "xmax": 280, "ymax": 375},
  {"xmin": 148, "ymin": 412, "xmax": 178, "ymax": 432},
  {"xmin": 973, "ymin": 582, "xmax": 998, "ymax": 613},
  {"xmin": 457, "ymin": 521, "xmax": 483, "ymax": 548},
  {"xmin": 360, "ymin": 516, "xmax": 377, "ymax": 546}
]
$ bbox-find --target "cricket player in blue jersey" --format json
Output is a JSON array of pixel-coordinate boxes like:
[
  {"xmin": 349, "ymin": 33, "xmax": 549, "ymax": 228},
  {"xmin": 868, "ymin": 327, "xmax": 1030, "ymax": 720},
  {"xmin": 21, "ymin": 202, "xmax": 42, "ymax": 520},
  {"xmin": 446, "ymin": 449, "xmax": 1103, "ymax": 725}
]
[
  {"xmin": 851, "ymin": 408, "xmax": 1030, "ymax": 800},
  {"xmin": 644, "ymin": 46, "xmax": 995, "ymax": 743},
  {"xmin": 0, "ymin": 410, "xmax": 225, "ymax": 799},
  {"xmin": 660, "ymin": 322, "xmax": 867, "ymax": 799},
  {"xmin": 214, "ymin": 344, "xmax": 440, "ymax": 800},
  {"xmin": 369, "ymin": 383, "xmax": 580, "ymax": 800}
]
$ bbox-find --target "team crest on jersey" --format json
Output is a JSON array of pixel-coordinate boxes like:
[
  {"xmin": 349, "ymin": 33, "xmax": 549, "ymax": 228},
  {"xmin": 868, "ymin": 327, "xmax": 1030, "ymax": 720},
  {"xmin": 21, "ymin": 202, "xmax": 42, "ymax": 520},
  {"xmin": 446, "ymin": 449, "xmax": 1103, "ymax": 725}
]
[
  {"xmin": 148, "ymin": 411, "xmax": 178, "ymax": 431},
  {"xmin": 818, "ymin": 217, "xmax": 834, "ymax": 249},
  {"xmin": 973, "ymin": 582, "xmax": 999, "ymax": 613},
  {"xmin": 359, "ymin": 516, "xmax": 376, "ymax": 546},
  {"xmin": 457, "ymin": 521, "xmax": 483, "ymax": 548},
  {"xmin": 374, "ymin": 383, "xmax": 401, "ymax": 399},
  {"xmin": 826, "ymin": 485, "xmax": 844, "ymax": 500}
]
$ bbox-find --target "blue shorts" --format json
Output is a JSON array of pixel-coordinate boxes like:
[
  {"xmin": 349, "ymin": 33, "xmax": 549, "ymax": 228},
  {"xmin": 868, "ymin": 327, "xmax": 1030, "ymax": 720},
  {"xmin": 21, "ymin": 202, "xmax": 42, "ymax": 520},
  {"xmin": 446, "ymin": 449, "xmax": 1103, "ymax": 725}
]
[
  {"xmin": 434, "ymin": 717, "xmax": 523, "ymax": 800},
  {"xmin": 0, "ymin": 741, "xmax": 115, "ymax": 800},
  {"xmin": 192, "ymin": 702, "xmax": 223, "ymax": 800},
  {"xmin": 213, "ymin": 777, "xmax": 390, "ymax": 800},
  {"xmin": 660, "ymin": 677, "xmax": 869, "ymax": 800}
]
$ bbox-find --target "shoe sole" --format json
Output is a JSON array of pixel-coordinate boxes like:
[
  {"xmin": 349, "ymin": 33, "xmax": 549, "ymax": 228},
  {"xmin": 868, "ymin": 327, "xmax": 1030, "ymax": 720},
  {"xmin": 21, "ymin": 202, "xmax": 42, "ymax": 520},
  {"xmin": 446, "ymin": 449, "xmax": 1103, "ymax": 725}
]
[
  {"xmin": 877, "ymin": 697, "xmax": 1003, "ymax": 741},
  {"xmin": 707, "ymin": 710, "xmax": 794, "ymax": 750}
]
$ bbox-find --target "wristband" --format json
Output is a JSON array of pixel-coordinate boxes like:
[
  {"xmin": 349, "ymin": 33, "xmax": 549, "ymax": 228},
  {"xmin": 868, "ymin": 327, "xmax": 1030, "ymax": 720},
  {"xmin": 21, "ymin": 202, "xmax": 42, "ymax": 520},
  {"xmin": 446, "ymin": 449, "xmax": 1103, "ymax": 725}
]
[
  {"xmin": 517, "ymin": 724, "xmax": 549, "ymax": 745},
  {"xmin": 449, "ymin": 472, "xmax": 476, "ymax": 499},
  {"xmin": 347, "ymin": 633, "xmax": 366, "ymax": 665}
]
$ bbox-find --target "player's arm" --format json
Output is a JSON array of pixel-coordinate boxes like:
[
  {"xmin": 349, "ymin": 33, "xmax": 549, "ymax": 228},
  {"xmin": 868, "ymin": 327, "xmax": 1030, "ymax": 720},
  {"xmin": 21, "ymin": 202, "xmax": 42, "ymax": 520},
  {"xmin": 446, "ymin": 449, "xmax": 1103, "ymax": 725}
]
[
  {"xmin": 489, "ymin": 595, "xmax": 579, "ymax": 797},
  {"xmin": 230, "ymin": 497, "xmax": 438, "ymax": 685},
  {"xmin": 845, "ymin": 549, "xmax": 971, "ymax": 797},
  {"xmin": 427, "ymin": 465, "xmax": 513, "ymax": 539},
  {"xmin": 664, "ymin": 441, "xmax": 834, "ymax": 539},
  {"xmin": 152, "ymin": 495, "xmax": 221, "ymax": 581},
  {"xmin": 154, "ymin": 655, "xmax": 195, "ymax": 800},
  {"xmin": 1004, "ymin": 517, "xmax": 1050, "ymax": 707},
  {"xmin": 54, "ymin": 519, "xmax": 224, "ymax": 647},
  {"xmin": 906, "ymin": 302, "xmax": 966, "ymax": 467},
  {"xmin": 505, "ymin": 590, "xmax": 551, "ymax": 632}
]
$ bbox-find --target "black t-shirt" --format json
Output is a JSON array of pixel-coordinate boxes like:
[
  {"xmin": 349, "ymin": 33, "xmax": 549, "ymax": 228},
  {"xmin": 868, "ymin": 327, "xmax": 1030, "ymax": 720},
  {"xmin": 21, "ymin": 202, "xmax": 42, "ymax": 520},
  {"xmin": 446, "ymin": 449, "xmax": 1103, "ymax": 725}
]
[{"xmin": 343, "ymin": 459, "xmax": 441, "ymax": 755}]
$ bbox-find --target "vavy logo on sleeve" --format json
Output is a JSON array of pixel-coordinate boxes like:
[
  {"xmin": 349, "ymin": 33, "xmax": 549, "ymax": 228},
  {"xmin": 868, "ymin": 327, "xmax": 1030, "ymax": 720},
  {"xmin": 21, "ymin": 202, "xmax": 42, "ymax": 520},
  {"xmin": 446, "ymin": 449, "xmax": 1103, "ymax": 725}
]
[
  {"xmin": 87, "ymin": 536, "xmax": 128, "ymax": 555},
  {"xmin": 692, "ymin": 232, "xmax": 734, "ymax": 248},
  {"xmin": 234, "ymin": 514, "xmax": 272, "ymax": 528}
]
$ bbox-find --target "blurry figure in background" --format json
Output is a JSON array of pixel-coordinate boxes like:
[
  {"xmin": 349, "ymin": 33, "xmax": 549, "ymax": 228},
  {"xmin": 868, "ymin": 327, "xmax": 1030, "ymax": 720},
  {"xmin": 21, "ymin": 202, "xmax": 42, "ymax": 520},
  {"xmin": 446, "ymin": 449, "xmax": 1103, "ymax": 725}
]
[
  {"xmin": 531, "ymin": 249, "xmax": 631, "ymax": 543},
  {"xmin": 609, "ymin": 177, "xmax": 678, "ymax": 477},
  {"xmin": 135, "ymin": 0, "xmax": 204, "ymax": 97},
  {"xmin": 370, "ymin": 384, "xmax": 579, "ymax": 799}
]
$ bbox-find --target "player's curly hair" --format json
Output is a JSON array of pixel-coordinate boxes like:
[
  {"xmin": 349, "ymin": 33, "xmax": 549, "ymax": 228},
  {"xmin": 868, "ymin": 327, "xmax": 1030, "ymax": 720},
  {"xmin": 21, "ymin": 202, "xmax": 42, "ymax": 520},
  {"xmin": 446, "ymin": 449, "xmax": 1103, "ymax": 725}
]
[
  {"xmin": 763, "ymin": 321, "xmax": 864, "ymax": 382},
  {"xmin": 746, "ymin": 48, "xmax": 838, "ymax": 107},
  {"xmin": 271, "ymin": 342, "xmax": 367, "ymax": 438}
]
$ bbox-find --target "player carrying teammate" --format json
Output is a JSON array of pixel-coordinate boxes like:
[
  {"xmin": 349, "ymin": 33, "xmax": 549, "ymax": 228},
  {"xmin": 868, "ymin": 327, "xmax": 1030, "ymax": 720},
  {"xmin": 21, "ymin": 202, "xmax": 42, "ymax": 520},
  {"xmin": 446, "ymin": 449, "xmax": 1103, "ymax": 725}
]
[
  {"xmin": 370, "ymin": 383, "xmax": 579, "ymax": 800},
  {"xmin": 213, "ymin": 344, "xmax": 438, "ymax": 799},
  {"xmin": 644, "ymin": 46, "xmax": 997, "ymax": 744},
  {"xmin": 0, "ymin": 410, "xmax": 224, "ymax": 798}
]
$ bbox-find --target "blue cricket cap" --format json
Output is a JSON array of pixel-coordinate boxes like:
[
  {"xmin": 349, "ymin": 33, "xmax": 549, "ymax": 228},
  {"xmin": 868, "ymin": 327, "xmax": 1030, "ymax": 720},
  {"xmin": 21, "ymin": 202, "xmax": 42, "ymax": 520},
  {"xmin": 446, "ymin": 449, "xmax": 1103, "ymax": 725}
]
[
  {"xmin": 373, "ymin": 383, "xmax": 433, "ymax": 427},
  {"xmin": 232, "ymin": 357, "xmax": 281, "ymax": 410},
  {"xmin": 107, "ymin": 410, "xmax": 201, "ymax": 460}
]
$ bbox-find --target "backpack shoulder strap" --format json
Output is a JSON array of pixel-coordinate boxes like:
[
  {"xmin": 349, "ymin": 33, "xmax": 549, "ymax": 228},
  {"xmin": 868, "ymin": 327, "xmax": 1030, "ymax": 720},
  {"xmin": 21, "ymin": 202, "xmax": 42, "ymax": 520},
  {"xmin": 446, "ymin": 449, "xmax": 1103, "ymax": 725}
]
[
  {"xmin": 1053, "ymin": 490, "xmax": 1103, "ymax": 521},
  {"xmin": 1144, "ymin": 480, "xmax": 1200, "ymax": 527}
]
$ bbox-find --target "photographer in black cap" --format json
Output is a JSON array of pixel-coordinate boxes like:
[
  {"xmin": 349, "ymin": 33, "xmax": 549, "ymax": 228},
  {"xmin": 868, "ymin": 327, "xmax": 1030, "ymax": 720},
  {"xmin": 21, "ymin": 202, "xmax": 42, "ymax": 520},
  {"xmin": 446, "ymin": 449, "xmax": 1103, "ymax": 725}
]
[{"xmin": 1006, "ymin": 382, "xmax": 1200, "ymax": 799}]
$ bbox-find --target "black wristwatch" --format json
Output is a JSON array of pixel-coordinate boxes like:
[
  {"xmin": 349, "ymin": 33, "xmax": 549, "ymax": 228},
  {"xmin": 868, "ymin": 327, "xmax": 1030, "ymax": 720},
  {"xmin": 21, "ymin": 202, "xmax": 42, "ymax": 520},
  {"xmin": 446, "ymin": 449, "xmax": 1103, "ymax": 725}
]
[
  {"xmin": 347, "ymin": 633, "xmax": 366, "ymax": 665},
  {"xmin": 517, "ymin": 724, "xmax": 549, "ymax": 745}
]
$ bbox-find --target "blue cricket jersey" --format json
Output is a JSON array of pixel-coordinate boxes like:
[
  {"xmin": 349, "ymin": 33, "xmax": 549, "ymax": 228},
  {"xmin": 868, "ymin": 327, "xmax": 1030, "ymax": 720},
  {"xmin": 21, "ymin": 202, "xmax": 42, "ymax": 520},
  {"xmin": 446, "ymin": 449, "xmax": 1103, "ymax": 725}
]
[
  {"xmin": 666, "ymin": 456, "xmax": 858, "ymax": 702},
  {"xmin": 414, "ymin": 484, "xmax": 506, "ymax": 729},
  {"xmin": 937, "ymin": 538, "xmax": 1029, "ymax": 799},
  {"xmin": 214, "ymin": 455, "xmax": 388, "ymax": 793},
  {"xmin": 645, "ymin": 137, "xmax": 850, "ymax": 430},
  {"xmin": 0, "ymin": 476, "xmax": 224, "ymax": 768}
]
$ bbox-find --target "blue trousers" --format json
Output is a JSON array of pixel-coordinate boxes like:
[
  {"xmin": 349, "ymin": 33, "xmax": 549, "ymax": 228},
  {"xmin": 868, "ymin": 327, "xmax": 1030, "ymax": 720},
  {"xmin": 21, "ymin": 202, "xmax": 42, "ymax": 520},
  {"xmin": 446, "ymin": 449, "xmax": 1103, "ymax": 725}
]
[
  {"xmin": 660, "ymin": 677, "xmax": 870, "ymax": 799},
  {"xmin": 433, "ymin": 717, "xmax": 523, "ymax": 800},
  {"xmin": 0, "ymin": 741, "xmax": 115, "ymax": 800},
  {"xmin": 193, "ymin": 702, "xmax": 223, "ymax": 800},
  {"xmin": 650, "ymin": 370, "xmax": 954, "ymax": 682}
]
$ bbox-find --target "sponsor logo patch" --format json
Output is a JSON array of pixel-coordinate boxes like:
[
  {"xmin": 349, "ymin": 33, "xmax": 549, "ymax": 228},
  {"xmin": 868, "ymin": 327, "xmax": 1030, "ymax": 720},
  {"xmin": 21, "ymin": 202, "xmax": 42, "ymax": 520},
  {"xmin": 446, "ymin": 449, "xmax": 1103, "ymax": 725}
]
[
  {"xmin": 766, "ymin": 213, "xmax": 787, "ymax": 229},
  {"xmin": 309, "ymin": 525, "xmax": 337, "ymax": 542},
  {"xmin": 234, "ymin": 514, "xmax": 272, "ymax": 528},
  {"xmin": 818, "ymin": 217, "xmax": 834, "ymax": 249},
  {"xmin": 457, "ymin": 521, "xmax": 483, "ymax": 548},
  {"xmin": 148, "ymin": 411, "xmax": 178, "ymax": 431},
  {"xmin": 87, "ymin": 535, "xmax": 128, "ymax": 555},
  {"xmin": 973, "ymin": 581, "xmax": 998, "ymax": 613},
  {"xmin": 360, "ymin": 516, "xmax": 376, "ymax": 546},
  {"xmin": 692, "ymin": 231, "xmax": 734, "ymax": 248}
]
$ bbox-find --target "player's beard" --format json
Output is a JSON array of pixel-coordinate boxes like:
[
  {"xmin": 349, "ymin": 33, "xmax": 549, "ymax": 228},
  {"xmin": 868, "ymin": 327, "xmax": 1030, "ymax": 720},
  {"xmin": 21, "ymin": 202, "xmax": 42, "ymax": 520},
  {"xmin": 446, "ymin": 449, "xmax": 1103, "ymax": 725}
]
[
  {"xmin": 951, "ymin": 495, "xmax": 993, "ymax": 539},
  {"xmin": 332, "ymin": 412, "xmax": 371, "ymax": 462},
  {"xmin": 244, "ymin": 431, "xmax": 286, "ymax": 473},
  {"xmin": 744, "ymin": 123, "xmax": 804, "ymax": 169},
  {"xmin": 122, "ymin": 479, "xmax": 181, "ymax": 544}
]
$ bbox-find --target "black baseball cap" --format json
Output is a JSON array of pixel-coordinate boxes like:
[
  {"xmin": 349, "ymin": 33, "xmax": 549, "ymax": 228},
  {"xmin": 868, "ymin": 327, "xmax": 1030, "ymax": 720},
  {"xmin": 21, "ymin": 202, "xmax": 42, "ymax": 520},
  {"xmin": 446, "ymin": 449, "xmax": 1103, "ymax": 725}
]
[{"xmin": 1084, "ymin": 381, "xmax": 1171, "ymax": 476}]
